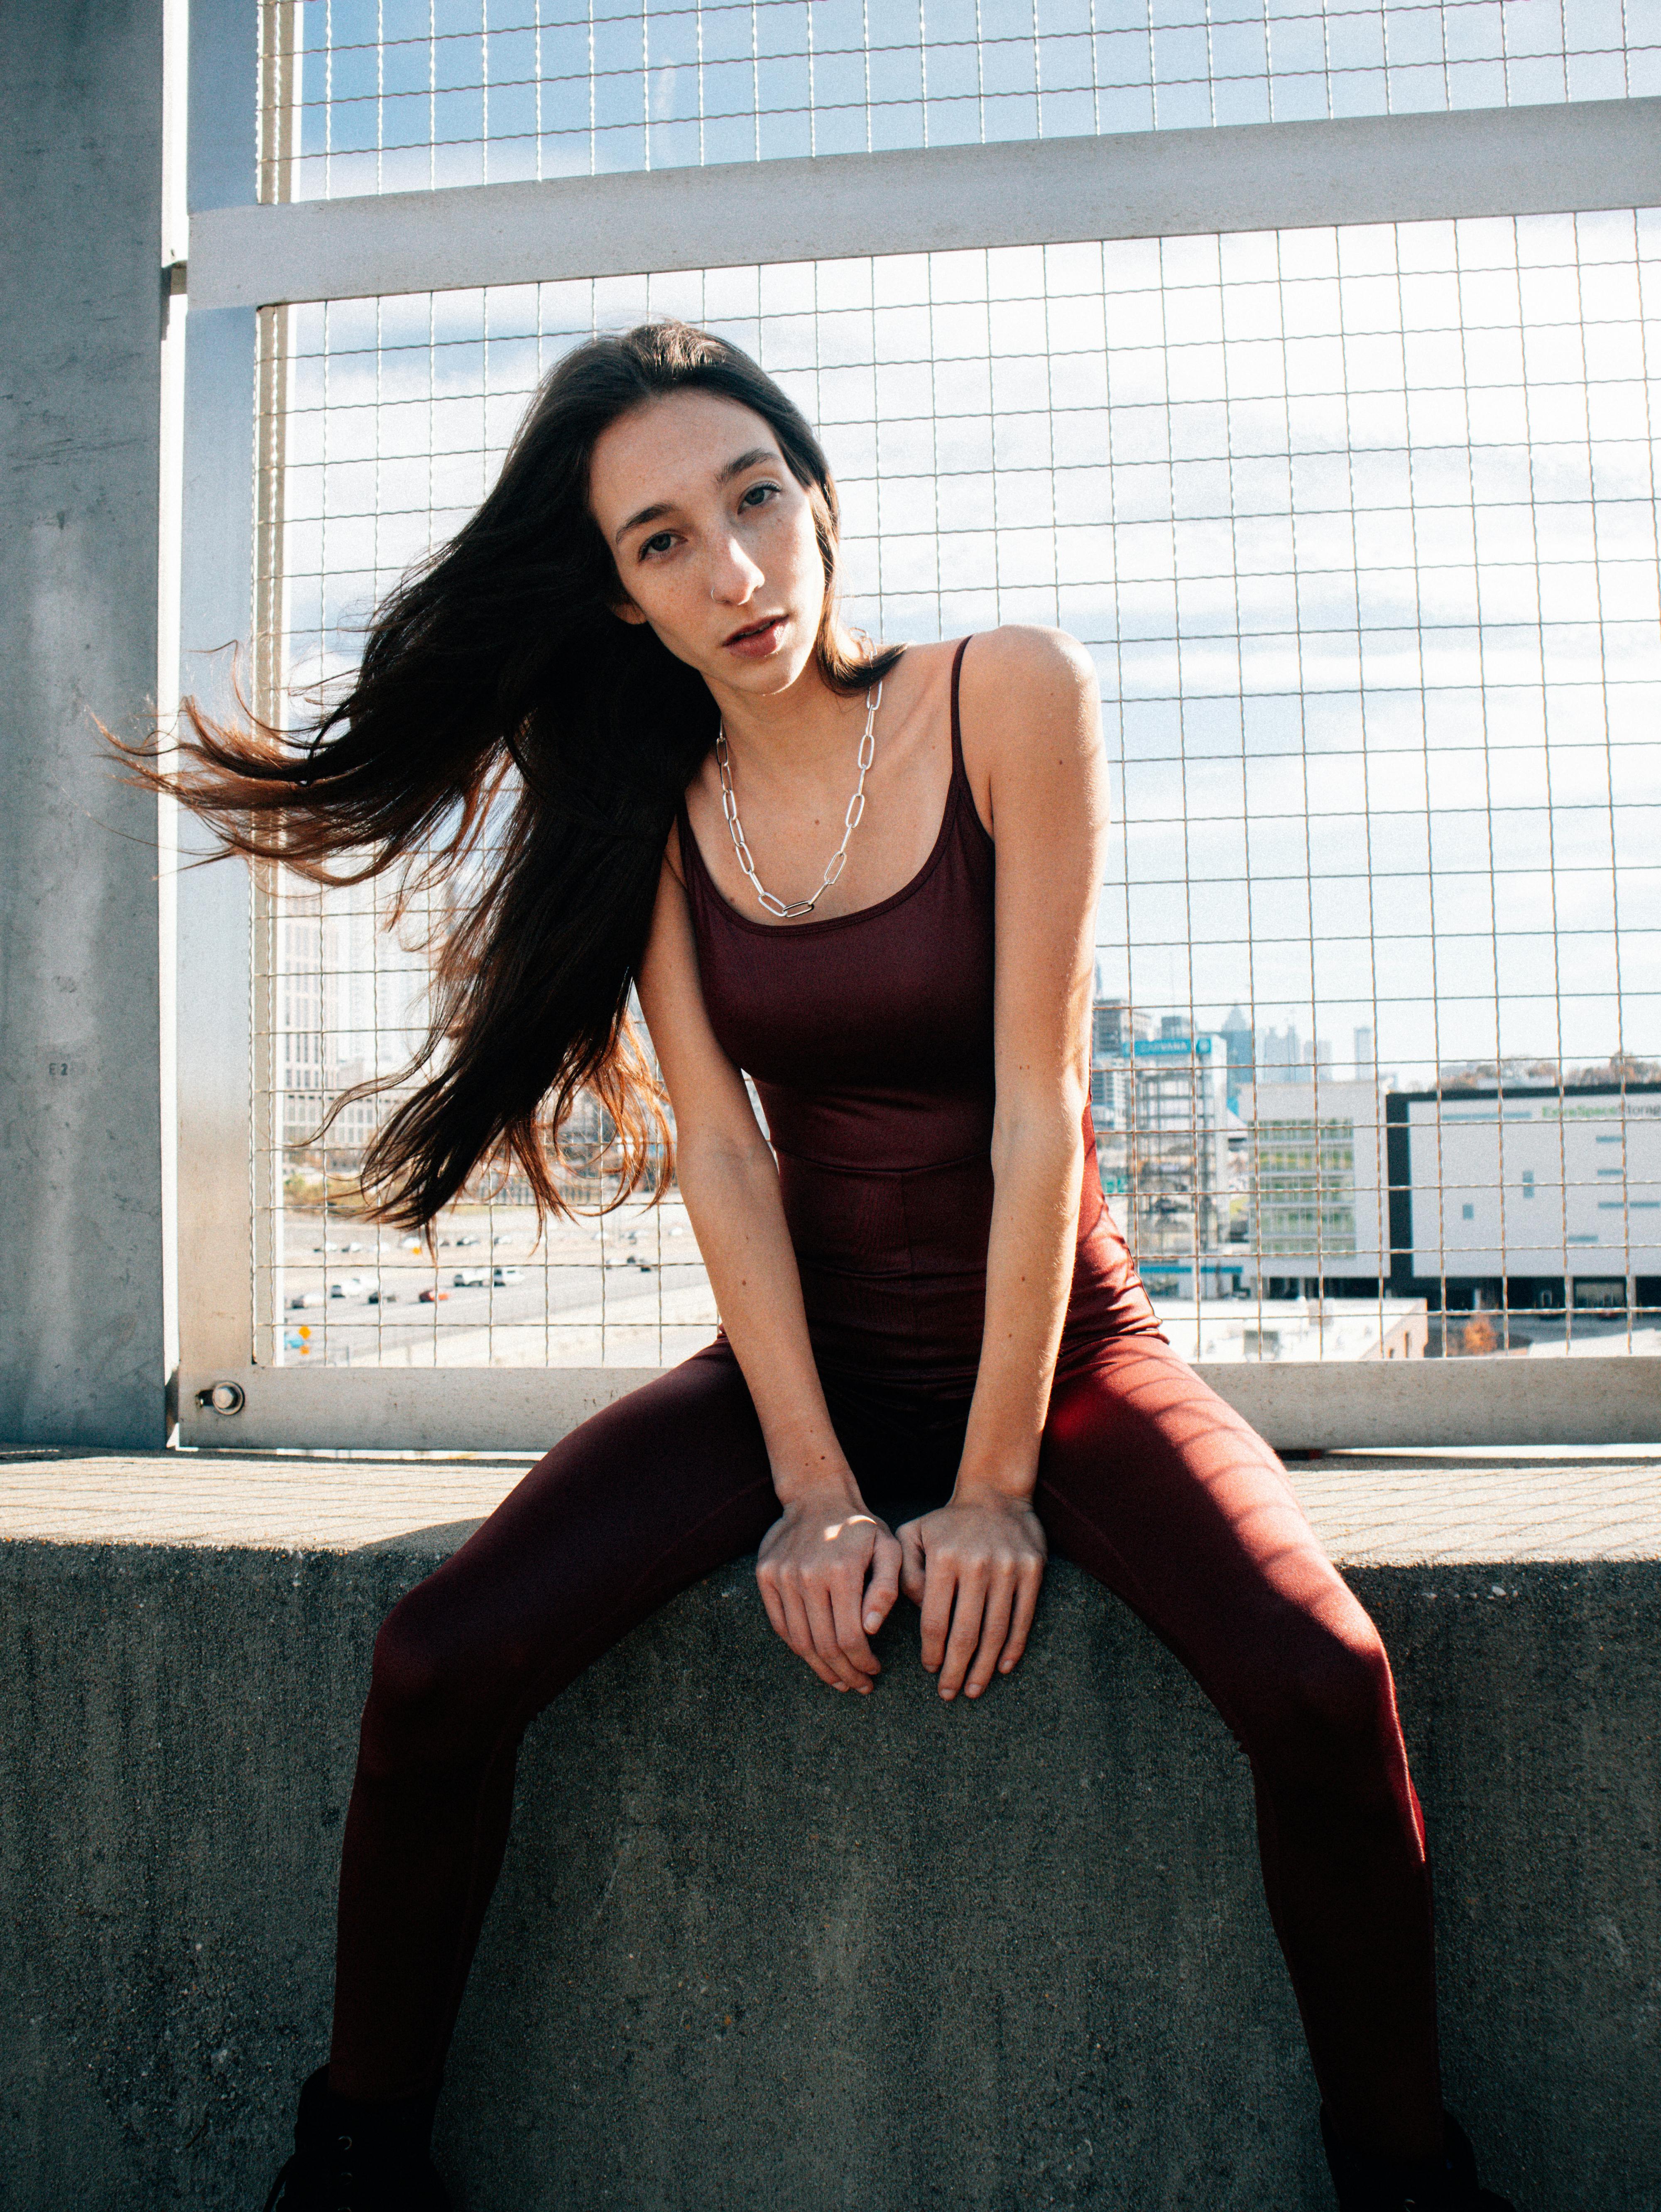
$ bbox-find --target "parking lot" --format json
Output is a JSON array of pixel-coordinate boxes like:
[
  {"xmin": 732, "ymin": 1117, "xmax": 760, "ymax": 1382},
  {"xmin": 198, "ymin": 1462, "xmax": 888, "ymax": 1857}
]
[
  {"xmin": 276, "ymin": 1195, "xmax": 718, "ymax": 1368},
  {"xmin": 275, "ymin": 1195, "xmax": 1661, "ymax": 1372}
]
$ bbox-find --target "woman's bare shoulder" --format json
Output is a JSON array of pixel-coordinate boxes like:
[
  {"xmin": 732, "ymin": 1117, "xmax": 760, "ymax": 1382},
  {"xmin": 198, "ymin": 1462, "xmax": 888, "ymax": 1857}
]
[
  {"xmin": 956, "ymin": 625, "xmax": 1101, "ymax": 781},
  {"xmin": 960, "ymin": 623, "xmax": 1098, "ymax": 700}
]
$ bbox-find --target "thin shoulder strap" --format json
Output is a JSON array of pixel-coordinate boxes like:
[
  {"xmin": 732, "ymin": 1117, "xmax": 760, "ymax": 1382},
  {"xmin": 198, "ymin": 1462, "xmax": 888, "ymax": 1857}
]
[
  {"xmin": 673, "ymin": 790, "xmax": 712, "ymax": 901},
  {"xmin": 948, "ymin": 634, "xmax": 973, "ymax": 782}
]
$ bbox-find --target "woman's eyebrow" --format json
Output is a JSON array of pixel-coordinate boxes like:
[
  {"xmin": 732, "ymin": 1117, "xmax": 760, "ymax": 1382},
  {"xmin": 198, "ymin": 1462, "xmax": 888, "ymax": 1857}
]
[
  {"xmin": 614, "ymin": 499, "xmax": 672, "ymax": 546},
  {"xmin": 715, "ymin": 445, "xmax": 777, "ymax": 484},
  {"xmin": 613, "ymin": 447, "xmax": 781, "ymax": 546}
]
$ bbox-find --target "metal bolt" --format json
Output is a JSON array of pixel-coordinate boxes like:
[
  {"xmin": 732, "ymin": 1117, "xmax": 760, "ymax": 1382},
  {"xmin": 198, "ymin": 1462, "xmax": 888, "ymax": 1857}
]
[{"xmin": 195, "ymin": 1381, "xmax": 245, "ymax": 1416}]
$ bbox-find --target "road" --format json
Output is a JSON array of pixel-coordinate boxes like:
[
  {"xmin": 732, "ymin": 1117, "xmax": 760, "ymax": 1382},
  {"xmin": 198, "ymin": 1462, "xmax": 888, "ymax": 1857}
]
[{"xmin": 274, "ymin": 1198, "xmax": 718, "ymax": 1367}]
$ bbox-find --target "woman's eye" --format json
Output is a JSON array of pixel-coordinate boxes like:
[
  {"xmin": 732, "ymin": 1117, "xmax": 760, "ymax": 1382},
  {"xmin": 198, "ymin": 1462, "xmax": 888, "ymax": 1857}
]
[
  {"xmin": 641, "ymin": 530, "xmax": 676, "ymax": 558},
  {"xmin": 740, "ymin": 482, "xmax": 778, "ymax": 509}
]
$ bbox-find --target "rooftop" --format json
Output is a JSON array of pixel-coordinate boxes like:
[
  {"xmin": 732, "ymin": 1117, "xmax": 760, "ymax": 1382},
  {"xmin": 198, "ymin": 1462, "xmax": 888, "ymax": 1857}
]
[{"xmin": 4, "ymin": 1443, "xmax": 1657, "ymax": 1566}]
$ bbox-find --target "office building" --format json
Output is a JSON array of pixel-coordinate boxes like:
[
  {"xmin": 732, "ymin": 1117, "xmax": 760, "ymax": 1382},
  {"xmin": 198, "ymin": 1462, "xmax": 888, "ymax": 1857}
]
[
  {"xmin": 1387, "ymin": 1085, "xmax": 1661, "ymax": 1314},
  {"xmin": 1240, "ymin": 1079, "xmax": 1389, "ymax": 1296},
  {"xmin": 1092, "ymin": 1003, "xmax": 1245, "ymax": 1298},
  {"xmin": 274, "ymin": 887, "xmax": 428, "ymax": 1165}
]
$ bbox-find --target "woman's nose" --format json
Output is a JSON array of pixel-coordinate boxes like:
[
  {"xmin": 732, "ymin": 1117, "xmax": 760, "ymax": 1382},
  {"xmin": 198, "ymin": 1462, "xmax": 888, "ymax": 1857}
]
[{"xmin": 708, "ymin": 530, "xmax": 765, "ymax": 603}]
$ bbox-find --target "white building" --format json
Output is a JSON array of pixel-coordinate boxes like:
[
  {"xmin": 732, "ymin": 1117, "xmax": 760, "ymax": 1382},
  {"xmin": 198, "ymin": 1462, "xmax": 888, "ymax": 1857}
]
[
  {"xmin": 1391, "ymin": 1086, "xmax": 1661, "ymax": 1307},
  {"xmin": 275, "ymin": 888, "xmax": 429, "ymax": 1162},
  {"xmin": 1158, "ymin": 1297, "xmax": 1427, "ymax": 1364},
  {"xmin": 1239, "ymin": 1078, "xmax": 1389, "ymax": 1289}
]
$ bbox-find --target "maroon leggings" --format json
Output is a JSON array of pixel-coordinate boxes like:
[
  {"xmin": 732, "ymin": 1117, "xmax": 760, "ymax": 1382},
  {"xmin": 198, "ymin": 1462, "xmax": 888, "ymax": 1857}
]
[{"xmin": 331, "ymin": 1334, "xmax": 1441, "ymax": 2157}]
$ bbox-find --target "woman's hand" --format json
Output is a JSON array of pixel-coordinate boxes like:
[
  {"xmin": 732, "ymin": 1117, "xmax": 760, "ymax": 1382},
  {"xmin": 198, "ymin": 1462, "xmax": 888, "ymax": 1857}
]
[
  {"xmin": 898, "ymin": 1492, "xmax": 1047, "ymax": 1701},
  {"xmin": 756, "ymin": 1490, "xmax": 904, "ymax": 1693}
]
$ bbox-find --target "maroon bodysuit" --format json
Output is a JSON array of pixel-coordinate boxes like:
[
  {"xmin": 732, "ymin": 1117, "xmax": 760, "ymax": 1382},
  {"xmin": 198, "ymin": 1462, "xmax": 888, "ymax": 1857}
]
[
  {"xmin": 331, "ymin": 638, "xmax": 1443, "ymax": 2160},
  {"xmin": 679, "ymin": 633, "xmax": 1156, "ymax": 1391}
]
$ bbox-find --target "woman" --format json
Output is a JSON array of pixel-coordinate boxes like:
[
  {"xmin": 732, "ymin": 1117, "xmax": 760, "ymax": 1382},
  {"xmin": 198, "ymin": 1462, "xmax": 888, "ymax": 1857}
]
[{"xmin": 155, "ymin": 322, "xmax": 1509, "ymax": 2212}]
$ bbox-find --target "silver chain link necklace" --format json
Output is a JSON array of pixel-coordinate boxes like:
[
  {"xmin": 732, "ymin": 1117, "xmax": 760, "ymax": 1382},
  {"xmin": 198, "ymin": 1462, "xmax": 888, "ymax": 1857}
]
[{"xmin": 715, "ymin": 680, "xmax": 883, "ymax": 920}]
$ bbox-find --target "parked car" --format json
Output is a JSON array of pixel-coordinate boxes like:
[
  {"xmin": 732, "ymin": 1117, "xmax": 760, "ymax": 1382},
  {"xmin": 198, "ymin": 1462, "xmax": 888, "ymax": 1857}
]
[
  {"xmin": 454, "ymin": 1234, "xmax": 483, "ymax": 1248},
  {"xmin": 418, "ymin": 1287, "xmax": 448, "ymax": 1303},
  {"xmin": 492, "ymin": 1266, "xmax": 522, "ymax": 1286},
  {"xmin": 330, "ymin": 1275, "xmax": 371, "ymax": 1298},
  {"xmin": 452, "ymin": 1267, "xmax": 488, "ymax": 1288},
  {"xmin": 367, "ymin": 1288, "xmax": 398, "ymax": 1304},
  {"xmin": 287, "ymin": 1290, "xmax": 324, "ymax": 1309}
]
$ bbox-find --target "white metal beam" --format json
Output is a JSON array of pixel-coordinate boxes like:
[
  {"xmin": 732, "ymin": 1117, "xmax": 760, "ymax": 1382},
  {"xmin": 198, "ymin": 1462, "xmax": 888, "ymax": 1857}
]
[
  {"xmin": 187, "ymin": 96, "xmax": 1661, "ymax": 311},
  {"xmin": 173, "ymin": 308, "xmax": 260, "ymax": 1382},
  {"xmin": 179, "ymin": 1355, "xmax": 1661, "ymax": 1454}
]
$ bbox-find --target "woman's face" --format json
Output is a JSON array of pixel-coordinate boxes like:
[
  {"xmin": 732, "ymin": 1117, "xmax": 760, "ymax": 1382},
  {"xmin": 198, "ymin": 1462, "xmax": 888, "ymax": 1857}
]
[{"xmin": 588, "ymin": 389, "xmax": 829, "ymax": 696}]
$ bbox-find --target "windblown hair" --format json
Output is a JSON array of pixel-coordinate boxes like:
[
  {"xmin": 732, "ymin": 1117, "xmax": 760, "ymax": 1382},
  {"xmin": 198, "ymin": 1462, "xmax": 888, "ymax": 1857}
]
[{"xmin": 133, "ymin": 321, "xmax": 901, "ymax": 1230}]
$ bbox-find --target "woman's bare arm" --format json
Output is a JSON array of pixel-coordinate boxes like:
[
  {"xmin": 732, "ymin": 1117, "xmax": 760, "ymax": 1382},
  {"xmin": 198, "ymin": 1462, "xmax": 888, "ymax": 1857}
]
[
  {"xmin": 899, "ymin": 627, "xmax": 1110, "ymax": 1701},
  {"xmin": 635, "ymin": 843, "xmax": 902, "ymax": 1692}
]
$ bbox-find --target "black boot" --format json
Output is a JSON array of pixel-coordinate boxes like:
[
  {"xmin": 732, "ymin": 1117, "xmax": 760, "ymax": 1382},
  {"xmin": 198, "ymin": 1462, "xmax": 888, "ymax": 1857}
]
[
  {"xmin": 263, "ymin": 2065, "xmax": 452, "ymax": 2211},
  {"xmin": 1321, "ymin": 2108, "xmax": 1516, "ymax": 2211}
]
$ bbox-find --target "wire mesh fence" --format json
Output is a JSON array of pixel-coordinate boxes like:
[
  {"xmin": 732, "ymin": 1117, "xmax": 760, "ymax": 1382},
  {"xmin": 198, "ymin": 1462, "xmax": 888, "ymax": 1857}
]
[
  {"xmin": 249, "ymin": 199, "xmax": 1661, "ymax": 1368},
  {"xmin": 258, "ymin": 0, "xmax": 1661, "ymax": 204}
]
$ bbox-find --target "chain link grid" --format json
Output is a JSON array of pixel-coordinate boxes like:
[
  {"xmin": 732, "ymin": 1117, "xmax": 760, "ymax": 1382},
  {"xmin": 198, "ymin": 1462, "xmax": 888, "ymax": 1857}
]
[
  {"xmin": 257, "ymin": 0, "xmax": 1661, "ymax": 205},
  {"xmin": 253, "ymin": 203, "xmax": 1661, "ymax": 1368}
]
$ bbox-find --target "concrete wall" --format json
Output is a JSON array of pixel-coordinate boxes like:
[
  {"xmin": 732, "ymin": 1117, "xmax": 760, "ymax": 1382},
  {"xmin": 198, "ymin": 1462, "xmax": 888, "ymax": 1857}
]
[
  {"xmin": 2, "ymin": 1543, "xmax": 1656, "ymax": 2210},
  {"xmin": 0, "ymin": 1, "xmax": 169, "ymax": 1446}
]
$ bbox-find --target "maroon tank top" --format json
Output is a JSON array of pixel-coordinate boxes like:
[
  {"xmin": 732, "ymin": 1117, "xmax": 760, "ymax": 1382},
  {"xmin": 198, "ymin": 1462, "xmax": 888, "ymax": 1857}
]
[{"xmin": 679, "ymin": 636, "xmax": 1158, "ymax": 1385}]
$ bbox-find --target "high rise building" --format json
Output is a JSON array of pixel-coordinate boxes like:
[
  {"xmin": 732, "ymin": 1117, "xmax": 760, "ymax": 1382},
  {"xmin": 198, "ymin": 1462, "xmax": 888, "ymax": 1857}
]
[
  {"xmin": 1219, "ymin": 1006, "xmax": 1255, "ymax": 1112},
  {"xmin": 1255, "ymin": 1023, "xmax": 1302, "ymax": 1082},
  {"xmin": 1092, "ymin": 999, "xmax": 1244, "ymax": 1296},
  {"xmin": 1088, "ymin": 996, "xmax": 1149, "ymax": 1197},
  {"xmin": 1091, "ymin": 996, "xmax": 1150, "ymax": 1061},
  {"xmin": 1127, "ymin": 1031, "xmax": 1237, "ymax": 1294},
  {"xmin": 274, "ymin": 883, "xmax": 429, "ymax": 1165}
]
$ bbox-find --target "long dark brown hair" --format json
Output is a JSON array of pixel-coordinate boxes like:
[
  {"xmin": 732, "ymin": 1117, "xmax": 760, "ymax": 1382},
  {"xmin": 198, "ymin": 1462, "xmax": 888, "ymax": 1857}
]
[{"xmin": 138, "ymin": 321, "xmax": 901, "ymax": 1230}]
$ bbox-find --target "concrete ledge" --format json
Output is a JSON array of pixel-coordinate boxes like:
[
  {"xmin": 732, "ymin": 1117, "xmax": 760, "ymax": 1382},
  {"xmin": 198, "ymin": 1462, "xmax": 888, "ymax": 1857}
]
[
  {"xmin": 2, "ymin": 1460, "xmax": 1659, "ymax": 2209},
  {"xmin": 7, "ymin": 1443, "xmax": 1661, "ymax": 1563},
  {"xmin": 171, "ymin": 1353, "xmax": 1661, "ymax": 1453}
]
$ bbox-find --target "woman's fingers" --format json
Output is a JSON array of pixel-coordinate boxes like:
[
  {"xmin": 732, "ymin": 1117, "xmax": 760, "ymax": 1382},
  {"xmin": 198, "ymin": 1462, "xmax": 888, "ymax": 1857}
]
[
  {"xmin": 935, "ymin": 1574, "xmax": 990, "ymax": 1700},
  {"xmin": 863, "ymin": 1530, "xmax": 903, "ymax": 1635},
  {"xmin": 758, "ymin": 1510, "xmax": 902, "ymax": 1694},
  {"xmin": 999, "ymin": 1560, "xmax": 1045, "ymax": 1674},
  {"xmin": 961, "ymin": 1577, "xmax": 1016, "ymax": 1700},
  {"xmin": 897, "ymin": 1520, "xmax": 928, "ymax": 1608},
  {"xmin": 827, "ymin": 1574, "xmax": 880, "ymax": 1686},
  {"xmin": 777, "ymin": 1579, "xmax": 843, "ymax": 1689},
  {"xmin": 917, "ymin": 1554, "xmax": 960, "ymax": 1677},
  {"xmin": 805, "ymin": 1583, "xmax": 867, "ymax": 1691},
  {"xmin": 762, "ymin": 1505, "xmax": 1039, "ymax": 1699},
  {"xmin": 755, "ymin": 1568, "xmax": 789, "ymax": 1647}
]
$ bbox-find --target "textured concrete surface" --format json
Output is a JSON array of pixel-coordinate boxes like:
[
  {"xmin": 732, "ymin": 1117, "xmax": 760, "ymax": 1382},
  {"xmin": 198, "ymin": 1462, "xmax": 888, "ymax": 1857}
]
[
  {"xmin": 0, "ymin": 0, "xmax": 170, "ymax": 1446},
  {"xmin": 4, "ymin": 1441, "xmax": 1660, "ymax": 1563},
  {"xmin": 2, "ymin": 1453, "xmax": 1658, "ymax": 2210}
]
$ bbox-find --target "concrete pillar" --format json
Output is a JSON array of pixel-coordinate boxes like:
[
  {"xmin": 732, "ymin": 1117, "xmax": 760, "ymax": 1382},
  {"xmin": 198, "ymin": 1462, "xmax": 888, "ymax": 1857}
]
[{"xmin": 0, "ymin": 1, "xmax": 169, "ymax": 1445}]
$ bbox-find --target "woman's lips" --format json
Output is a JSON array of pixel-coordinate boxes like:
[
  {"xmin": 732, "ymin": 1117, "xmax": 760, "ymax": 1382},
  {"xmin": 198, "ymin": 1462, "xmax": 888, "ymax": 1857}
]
[{"xmin": 724, "ymin": 615, "xmax": 786, "ymax": 659}]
